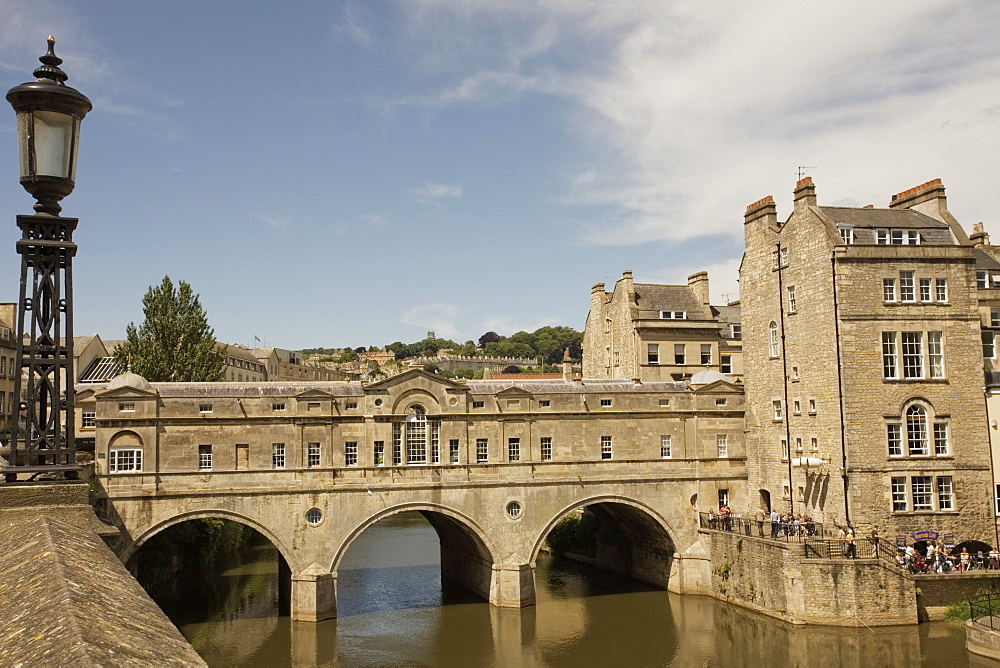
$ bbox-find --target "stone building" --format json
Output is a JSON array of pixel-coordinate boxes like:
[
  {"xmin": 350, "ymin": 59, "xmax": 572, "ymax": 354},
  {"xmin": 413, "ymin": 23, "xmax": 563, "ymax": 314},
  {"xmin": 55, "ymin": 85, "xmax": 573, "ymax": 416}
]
[
  {"xmin": 252, "ymin": 347, "xmax": 348, "ymax": 381},
  {"xmin": 583, "ymin": 270, "xmax": 742, "ymax": 382},
  {"xmin": 0, "ymin": 304, "xmax": 16, "ymax": 427},
  {"xmin": 77, "ymin": 367, "xmax": 747, "ymax": 512},
  {"xmin": 741, "ymin": 177, "xmax": 994, "ymax": 545}
]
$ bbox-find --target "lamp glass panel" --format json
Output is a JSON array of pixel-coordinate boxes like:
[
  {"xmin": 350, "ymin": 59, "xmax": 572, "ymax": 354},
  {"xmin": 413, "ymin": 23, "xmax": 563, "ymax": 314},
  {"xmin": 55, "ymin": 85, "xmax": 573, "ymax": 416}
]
[
  {"xmin": 16, "ymin": 112, "xmax": 31, "ymax": 179},
  {"xmin": 32, "ymin": 110, "xmax": 74, "ymax": 178}
]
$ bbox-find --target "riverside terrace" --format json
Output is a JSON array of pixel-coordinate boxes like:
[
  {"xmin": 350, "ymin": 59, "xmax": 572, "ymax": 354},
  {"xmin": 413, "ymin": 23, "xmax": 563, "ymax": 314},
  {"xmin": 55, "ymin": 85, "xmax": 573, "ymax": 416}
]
[{"xmin": 80, "ymin": 367, "xmax": 747, "ymax": 622}]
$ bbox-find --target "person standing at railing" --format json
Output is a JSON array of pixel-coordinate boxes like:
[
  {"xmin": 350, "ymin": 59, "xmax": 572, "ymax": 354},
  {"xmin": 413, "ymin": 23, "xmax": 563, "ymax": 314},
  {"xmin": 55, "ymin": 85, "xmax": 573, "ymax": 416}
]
[
  {"xmin": 960, "ymin": 547, "xmax": 971, "ymax": 572},
  {"xmin": 770, "ymin": 509, "xmax": 779, "ymax": 538},
  {"xmin": 754, "ymin": 507, "xmax": 765, "ymax": 537},
  {"xmin": 990, "ymin": 546, "xmax": 999, "ymax": 570},
  {"xmin": 869, "ymin": 525, "xmax": 880, "ymax": 558},
  {"xmin": 720, "ymin": 504, "xmax": 732, "ymax": 532},
  {"xmin": 845, "ymin": 526, "xmax": 857, "ymax": 558},
  {"xmin": 837, "ymin": 524, "xmax": 848, "ymax": 557}
]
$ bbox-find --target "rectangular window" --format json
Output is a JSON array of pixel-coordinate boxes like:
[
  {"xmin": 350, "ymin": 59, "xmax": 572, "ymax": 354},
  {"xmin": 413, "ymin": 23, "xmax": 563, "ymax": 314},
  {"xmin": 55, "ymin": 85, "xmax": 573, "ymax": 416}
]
[
  {"xmin": 661, "ymin": 435, "xmax": 672, "ymax": 458},
  {"xmin": 781, "ymin": 439, "xmax": 789, "ymax": 460},
  {"xmin": 600, "ymin": 398, "xmax": 612, "ymax": 407},
  {"xmin": 614, "ymin": 351, "xmax": 619, "ymax": 367},
  {"xmin": 992, "ymin": 308, "xmax": 1000, "ymax": 327},
  {"xmin": 772, "ymin": 250, "xmax": 780, "ymax": 269},
  {"xmin": 118, "ymin": 402, "xmax": 135, "ymax": 413},
  {"xmin": 718, "ymin": 489, "xmax": 730, "ymax": 508},
  {"xmin": 927, "ymin": 332, "xmax": 944, "ymax": 378},
  {"xmin": 659, "ymin": 399, "xmax": 670, "ymax": 407},
  {"xmin": 937, "ymin": 476, "xmax": 954, "ymax": 511},
  {"xmin": 272, "ymin": 403, "xmax": 285, "ymax": 411},
  {"xmin": 780, "ymin": 246, "xmax": 789, "ymax": 267},
  {"xmin": 472, "ymin": 401, "xmax": 485, "ymax": 409},
  {"xmin": 109, "ymin": 448, "xmax": 142, "ymax": 473},
  {"xmin": 431, "ymin": 429, "xmax": 440, "ymax": 464},
  {"xmin": 731, "ymin": 324, "xmax": 742, "ymax": 339},
  {"xmin": 795, "ymin": 437, "xmax": 802, "ymax": 452},
  {"xmin": 891, "ymin": 229, "xmax": 919, "ymax": 244},
  {"xmin": 912, "ymin": 476, "xmax": 933, "ymax": 510},
  {"xmin": 605, "ymin": 318, "xmax": 611, "ymax": 333},
  {"xmin": 601, "ymin": 435, "xmax": 613, "ymax": 460},
  {"xmin": 876, "ymin": 229, "xmax": 889, "ymax": 245},
  {"xmin": 307, "ymin": 402, "xmax": 320, "ymax": 411},
  {"xmin": 773, "ymin": 400, "xmax": 783, "ymax": 420},
  {"xmin": 541, "ymin": 437, "xmax": 552, "ymax": 461},
  {"xmin": 81, "ymin": 410, "xmax": 96, "ymax": 429},
  {"xmin": 810, "ymin": 437, "xmax": 818, "ymax": 452},
  {"xmin": 715, "ymin": 398, "xmax": 727, "ymax": 406},
  {"xmin": 995, "ymin": 483, "xmax": 1000, "ymax": 516},
  {"xmin": 345, "ymin": 442, "xmax": 358, "ymax": 466},
  {"xmin": 792, "ymin": 366, "xmax": 800, "ymax": 381},
  {"xmin": 901, "ymin": 332, "xmax": 923, "ymax": 378},
  {"xmin": 308, "ymin": 442, "xmax": 321, "ymax": 467},
  {"xmin": 701, "ymin": 344, "xmax": 712, "ymax": 365},
  {"xmin": 449, "ymin": 439, "xmax": 460, "ymax": 464},
  {"xmin": 271, "ymin": 443, "xmax": 285, "ymax": 469},
  {"xmin": 199, "ymin": 404, "xmax": 213, "ymax": 413},
  {"xmin": 936, "ymin": 279, "xmax": 948, "ymax": 302},
  {"xmin": 891, "ymin": 477, "xmax": 908, "ymax": 511},
  {"xmin": 647, "ymin": 343, "xmax": 659, "ymax": 365},
  {"xmin": 900, "ymin": 271, "xmax": 915, "ymax": 302},
  {"xmin": 660, "ymin": 311, "xmax": 687, "ymax": 319},
  {"xmin": 674, "ymin": 344, "xmax": 686, "ymax": 365},
  {"xmin": 476, "ymin": 438, "xmax": 488, "ymax": 463},
  {"xmin": 933, "ymin": 423, "xmax": 949, "ymax": 456},
  {"xmin": 721, "ymin": 355, "xmax": 732, "ymax": 374},
  {"xmin": 539, "ymin": 400, "xmax": 551, "ymax": 408},
  {"xmin": 716, "ymin": 434, "xmax": 728, "ymax": 458},
  {"xmin": 793, "ymin": 400, "xmax": 801, "ymax": 415},
  {"xmin": 393, "ymin": 434, "xmax": 402, "ymax": 465},
  {"xmin": 345, "ymin": 402, "xmax": 357, "ymax": 409},
  {"xmin": 984, "ymin": 331, "xmax": 996, "ymax": 359},
  {"xmin": 979, "ymin": 271, "xmax": 989, "ymax": 289},
  {"xmin": 887, "ymin": 423, "xmax": 902, "ymax": 456},
  {"xmin": 787, "ymin": 285, "xmax": 797, "ymax": 313},
  {"xmin": 839, "ymin": 226, "xmax": 854, "ymax": 244},
  {"xmin": 882, "ymin": 332, "xmax": 899, "ymax": 378},
  {"xmin": 883, "ymin": 278, "xmax": 897, "ymax": 302},
  {"xmin": 374, "ymin": 441, "xmax": 385, "ymax": 466},
  {"xmin": 508, "ymin": 438, "xmax": 520, "ymax": 462},
  {"xmin": 198, "ymin": 444, "xmax": 212, "ymax": 470},
  {"xmin": 908, "ymin": 411, "xmax": 929, "ymax": 456},
  {"xmin": 919, "ymin": 278, "xmax": 932, "ymax": 302}
]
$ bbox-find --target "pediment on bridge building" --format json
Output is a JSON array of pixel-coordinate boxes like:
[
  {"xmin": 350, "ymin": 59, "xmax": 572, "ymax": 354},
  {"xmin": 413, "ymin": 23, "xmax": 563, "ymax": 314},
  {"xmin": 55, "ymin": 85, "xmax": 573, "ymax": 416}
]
[
  {"xmin": 295, "ymin": 388, "xmax": 338, "ymax": 400},
  {"xmin": 692, "ymin": 379, "xmax": 743, "ymax": 394},
  {"xmin": 94, "ymin": 385, "xmax": 158, "ymax": 399},
  {"xmin": 75, "ymin": 387, "xmax": 99, "ymax": 401},
  {"xmin": 364, "ymin": 368, "xmax": 467, "ymax": 392},
  {"xmin": 495, "ymin": 386, "xmax": 534, "ymax": 398}
]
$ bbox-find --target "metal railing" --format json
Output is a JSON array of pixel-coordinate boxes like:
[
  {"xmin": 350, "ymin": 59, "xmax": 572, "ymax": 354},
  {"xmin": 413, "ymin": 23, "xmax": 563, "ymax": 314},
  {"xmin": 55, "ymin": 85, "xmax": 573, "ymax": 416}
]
[
  {"xmin": 699, "ymin": 512, "xmax": 824, "ymax": 542},
  {"xmin": 803, "ymin": 537, "xmax": 883, "ymax": 560},
  {"xmin": 970, "ymin": 593, "xmax": 1000, "ymax": 631}
]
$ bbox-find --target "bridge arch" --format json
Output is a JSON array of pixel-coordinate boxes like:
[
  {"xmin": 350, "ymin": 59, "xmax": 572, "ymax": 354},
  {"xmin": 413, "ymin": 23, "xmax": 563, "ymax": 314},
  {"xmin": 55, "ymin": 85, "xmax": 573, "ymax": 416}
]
[
  {"xmin": 531, "ymin": 495, "xmax": 678, "ymax": 589},
  {"xmin": 332, "ymin": 502, "xmax": 499, "ymax": 602},
  {"xmin": 119, "ymin": 509, "xmax": 299, "ymax": 574}
]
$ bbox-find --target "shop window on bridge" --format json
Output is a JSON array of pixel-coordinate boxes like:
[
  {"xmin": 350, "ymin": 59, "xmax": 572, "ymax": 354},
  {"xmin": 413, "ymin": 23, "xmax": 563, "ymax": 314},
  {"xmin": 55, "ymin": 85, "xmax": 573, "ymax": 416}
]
[
  {"xmin": 476, "ymin": 438, "xmax": 488, "ymax": 463},
  {"xmin": 508, "ymin": 438, "xmax": 520, "ymax": 462},
  {"xmin": 345, "ymin": 442, "xmax": 358, "ymax": 466},
  {"xmin": 601, "ymin": 435, "xmax": 613, "ymax": 460},
  {"xmin": 374, "ymin": 441, "xmax": 385, "ymax": 466},
  {"xmin": 109, "ymin": 447, "xmax": 142, "ymax": 473},
  {"xmin": 198, "ymin": 445, "xmax": 212, "ymax": 470}
]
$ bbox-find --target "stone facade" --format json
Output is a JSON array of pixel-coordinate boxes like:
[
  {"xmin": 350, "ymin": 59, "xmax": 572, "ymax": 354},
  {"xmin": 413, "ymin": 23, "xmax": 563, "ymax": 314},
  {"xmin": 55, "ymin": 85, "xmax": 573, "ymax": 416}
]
[
  {"xmin": 0, "ymin": 304, "xmax": 15, "ymax": 427},
  {"xmin": 741, "ymin": 177, "xmax": 994, "ymax": 546},
  {"xmin": 583, "ymin": 270, "xmax": 742, "ymax": 383}
]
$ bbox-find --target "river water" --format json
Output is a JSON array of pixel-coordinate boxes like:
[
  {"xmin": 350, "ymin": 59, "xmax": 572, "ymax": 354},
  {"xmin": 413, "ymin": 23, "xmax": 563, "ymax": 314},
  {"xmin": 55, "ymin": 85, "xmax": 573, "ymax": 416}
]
[{"xmin": 147, "ymin": 512, "xmax": 983, "ymax": 667}]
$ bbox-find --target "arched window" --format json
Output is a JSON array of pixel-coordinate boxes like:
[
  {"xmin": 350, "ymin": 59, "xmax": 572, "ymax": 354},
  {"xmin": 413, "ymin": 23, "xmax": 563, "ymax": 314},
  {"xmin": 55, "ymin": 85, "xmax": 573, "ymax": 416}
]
[
  {"xmin": 392, "ymin": 404, "xmax": 441, "ymax": 464},
  {"xmin": 769, "ymin": 322, "xmax": 779, "ymax": 358},
  {"xmin": 905, "ymin": 405, "xmax": 928, "ymax": 455}
]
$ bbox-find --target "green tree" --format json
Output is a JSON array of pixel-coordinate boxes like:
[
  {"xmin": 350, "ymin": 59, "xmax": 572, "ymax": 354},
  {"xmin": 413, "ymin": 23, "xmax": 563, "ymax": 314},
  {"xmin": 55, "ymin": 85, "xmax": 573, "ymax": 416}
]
[{"xmin": 114, "ymin": 276, "xmax": 225, "ymax": 382}]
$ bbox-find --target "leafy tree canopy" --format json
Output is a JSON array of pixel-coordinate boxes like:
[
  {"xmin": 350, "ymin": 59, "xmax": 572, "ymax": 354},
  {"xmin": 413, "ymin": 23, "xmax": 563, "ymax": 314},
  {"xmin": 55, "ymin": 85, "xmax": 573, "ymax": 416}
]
[
  {"xmin": 478, "ymin": 331, "xmax": 501, "ymax": 347},
  {"xmin": 114, "ymin": 276, "xmax": 225, "ymax": 382}
]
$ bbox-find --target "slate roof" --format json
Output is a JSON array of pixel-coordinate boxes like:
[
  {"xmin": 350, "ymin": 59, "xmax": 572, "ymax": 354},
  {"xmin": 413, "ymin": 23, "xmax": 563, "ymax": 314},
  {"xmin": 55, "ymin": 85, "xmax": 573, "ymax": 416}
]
[
  {"xmin": 819, "ymin": 207, "xmax": 955, "ymax": 245},
  {"xmin": 975, "ymin": 248, "xmax": 1000, "ymax": 271},
  {"xmin": 632, "ymin": 284, "xmax": 711, "ymax": 319},
  {"xmin": 466, "ymin": 379, "xmax": 690, "ymax": 394}
]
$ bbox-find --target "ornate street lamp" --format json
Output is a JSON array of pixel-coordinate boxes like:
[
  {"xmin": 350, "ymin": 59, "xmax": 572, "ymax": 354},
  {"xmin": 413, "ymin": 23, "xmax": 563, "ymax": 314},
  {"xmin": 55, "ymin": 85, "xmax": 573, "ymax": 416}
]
[{"xmin": 3, "ymin": 37, "xmax": 91, "ymax": 481}]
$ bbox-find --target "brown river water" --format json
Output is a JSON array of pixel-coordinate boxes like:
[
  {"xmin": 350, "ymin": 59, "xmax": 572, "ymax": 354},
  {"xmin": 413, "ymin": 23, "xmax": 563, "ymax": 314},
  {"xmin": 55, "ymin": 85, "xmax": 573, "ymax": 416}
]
[{"xmin": 146, "ymin": 512, "xmax": 986, "ymax": 667}]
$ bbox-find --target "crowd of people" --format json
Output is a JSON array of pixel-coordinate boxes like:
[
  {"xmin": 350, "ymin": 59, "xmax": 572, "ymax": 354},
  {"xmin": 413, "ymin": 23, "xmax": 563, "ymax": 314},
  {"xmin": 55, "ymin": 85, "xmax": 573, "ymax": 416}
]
[
  {"xmin": 895, "ymin": 543, "xmax": 1000, "ymax": 574},
  {"xmin": 705, "ymin": 505, "xmax": 819, "ymax": 538}
]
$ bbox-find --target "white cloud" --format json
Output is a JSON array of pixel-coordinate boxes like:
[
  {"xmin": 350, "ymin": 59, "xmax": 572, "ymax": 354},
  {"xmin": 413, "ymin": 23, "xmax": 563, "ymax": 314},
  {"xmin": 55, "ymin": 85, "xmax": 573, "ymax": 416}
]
[
  {"xmin": 390, "ymin": 0, "xmax": 1000, "ymax": 249},
  {"xmin": 402, "ymin": 303, "xmax": 461, "ymax": 340},
  {"xmin": 360, "ymin": 213, "xmax": 386, "ymax": 226},
  {"xmin": 334, "ymin": 5, "xmax": 376, "ymax": 50},
  {"xmin": 261, "ymin": 210, "xmax": 294, "ymax": 235},
  {"xmin": 410, "ymin": 182, "xmax": 463, "ymax": 206}
]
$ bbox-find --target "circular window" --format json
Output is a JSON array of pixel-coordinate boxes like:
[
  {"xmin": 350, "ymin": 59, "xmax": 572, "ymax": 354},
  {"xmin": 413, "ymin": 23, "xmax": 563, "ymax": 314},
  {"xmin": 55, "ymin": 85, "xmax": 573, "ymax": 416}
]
[
  {"xmin": 449, "ymin": 397, "xmax": 458, "ymax": 406},
  {"xmin": 374, "ymin": 399, "xmax": 383, "ymax": 407},
  {"xmin": 506, "ymin": 501, "xmax": 523, "ymax": 519},
  {"xmin": 306, "ymin": 508, "xmax": 323, "ymax": 526}
]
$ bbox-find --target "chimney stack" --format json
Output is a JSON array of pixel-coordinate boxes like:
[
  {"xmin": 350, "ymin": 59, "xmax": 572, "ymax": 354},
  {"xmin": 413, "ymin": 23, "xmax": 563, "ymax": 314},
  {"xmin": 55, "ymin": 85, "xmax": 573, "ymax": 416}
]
[
  {"xmin": 889, "ymin": 178, "xmax": 947, "ymax": 218},
  {"xmin": 793, "ymin": 177, "xmax": 817, "ymax": 210},
  {"xmin": 971, "ymin": 222, "xmax": 991, "ymax": 248},
  {"xmin": 744, "ymin": 195, "xmax": 777, "ymax": 227},
  {"xmin": 688, "ymin": 271, "xmax": 710, "ymax": 306},
  {"xmin": 562, "ymin": 348, "xmax": 573, "ymax": 382}
]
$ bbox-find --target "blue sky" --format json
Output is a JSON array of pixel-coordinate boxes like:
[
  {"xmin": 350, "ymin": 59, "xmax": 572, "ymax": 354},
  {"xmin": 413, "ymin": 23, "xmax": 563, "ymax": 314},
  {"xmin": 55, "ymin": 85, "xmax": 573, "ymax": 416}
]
[{"xmin": 2, "ymin": 1, "xmax": 1000, "ymax": 350}]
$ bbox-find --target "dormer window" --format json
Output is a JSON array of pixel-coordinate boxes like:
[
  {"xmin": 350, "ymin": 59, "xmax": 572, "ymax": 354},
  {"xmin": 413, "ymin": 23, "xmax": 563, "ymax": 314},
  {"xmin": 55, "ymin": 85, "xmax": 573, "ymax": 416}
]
[
  {"xmin": 876, "ymin": 229, "xmax": 920, "ymax": 245},
  {"xmin": 838, "ymin": 226, "xmax": 854, "ymax": 244},
  {"xmin": 660, "ymin": 311, "xmax": 686, "ymax": 319}
]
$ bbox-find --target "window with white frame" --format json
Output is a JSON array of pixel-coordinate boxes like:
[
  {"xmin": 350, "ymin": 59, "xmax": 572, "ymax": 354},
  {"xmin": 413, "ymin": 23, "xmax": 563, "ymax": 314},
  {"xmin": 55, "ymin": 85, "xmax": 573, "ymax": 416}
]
[
  {"xmin": 659, "ymin": 399, "xmax": 670, "ymax": 407},
  {"xmin": 808, "ymin": 398, "xmax": 817, "ymax": 413},
  {"xmin": 927, "ymin": 332, "xmax": 944, "ymax": 378},
  {"xmin": 199, "ymin": 404, "xmax": 212, "ymax": 413},
  {"xmin": 772, "ymin": 400, "xmax": 783, "ymax": 420},
  {"xmin": 883, "ymin": 278, "xmax": 897, "ymax": 302},
  {"xmin": 81, "ymin": 410, "xmax": 96, "ymax": 429},
  {"xmin": 979, "ymin": 271, "xmax": 989, "ymax": 289},
  {"xmin": 900, "ymin": 271, "xmax": 915, "ymax": 302},
  {"xmin": 793, "ymin": 400, "xmax": 801, "ymax": 415},
  {"xmin": 109, "ymin": 447, "xmax": 142, "ymax": 473},
  {"xmin": 795, "ymin": 437, "xmax": 802, "ymax": 452},
  {"xmin": 839, "ymin": 226, "xmax": 854, "ymax": 244},
  {"xmin": 769, "ymin": 322, "xmax": 779, "ymax": 358},
  {"xmin": 604, "ymin": 318, "xmax": 611, "ymax": 333},
  {"xmin": 661, "ymin": 435, "xmax": 672, "ymax": 458},
  {"xmin": 937, "ymin": 476, "xmax": 954, "ymax": 511},
  {"xmin": 936, "ymin": 278, "xmax": 948, "ymax": 302},
  {"xmin": 449, "ymin": 439, "xmax": 460, "ymax": 464},
  {"xmin": 118, "ymin": 402, "xmax": 135, "ymax": 413},
  {"xmin": 716, "ymin": 434, "xmax": 728, "ymax": 458},
  {"xmin": 674, "ymin": 344, "xmax": 686, "ymax": 365},
  {"xmin": 995, "ymin": 484, "xmax": 1000, "ymax": 516},
  {"xmin": 887, "ymin": 402, "xmax": 949, "ymax": 458},
  {"xmin": 701, "ymin": 344, "xmax": 712, "ymax": 365},
  {"xmin": 919, "ymin": 278, "xmax": 932, "ymax": 302},
  {"xmin": 984, "ymin": 331, "xmax": 996, "ymax": 359},
  {"xmin": 472, "ymin": 400, "xmax": 485, "ymax": 409},
  {"xmin": 912, "ymin": 476, "xmax": 933, "ymax": 510},
  {"xmin": 272, "ymin": 443, "xmax": 285, "ymax": 469},
  {"xmin": 772, "ymin": 250, "xmax": 780, "ymax": 269},
  {"xmin": 810, "ymin": 437, "xmax": 818, "ymax": 452},
  {"xmin": 345, "ymin": 402, "xmax": 357, "ymax": 409},
  {"xmin": 906, "ymin": 405, "xmax": 929, "ymax": 455},
  {"xmin": 787, "ymin": 285, "xmax": 797, "ymax": 313},
  {"xmin": 345, "ymin": 441, "xmax": 358, "ymax": 466},
  {"xmin": 508, "ymin": 438, "xmax": 520, "ymax": 462},
  {"xmin": 600, "ymin": 398, "xmax": 612, "ymax": 407},
  {"xmin": 731, "ymin": 324, "xmax": 742, "ymax": 339},
  {"xmin": 660, "ymin": 311, "xmax": 686, "ymax": 319},
  {"xmin": 308, "ymin": 442, "xmax": 321, "ymax": 467},
  {"xmin": 792, "ymin": 366, "xmax": 800, "ymax": 381},
  {"xmin": 887, "ymin": 423, "xmax": 902, "ymax": 456},
  {"xmin": 431, "ymin": 435, "xmax": 440, "ymax": 464},
  {"xmin": 539, "ymin": 400, "xmax": 550, "ymax": 408},
  {"xmin": 272, "ymin": 403, "xmax": 285, "ymax": 411},
  {"xmin": 883, "ymin": 331, "xmax": 945, "ymax": 379},
  {"xmin": 934, "ymin": 423, "xmax": 949, "ymax": 455},
  {"xmin": 647, "ymin": 343, "xmax": 659, "ymax": 365},
  {"xmin": 882, "ymin": 332, "xmax": 898, "ymax": 378},
  {"xmin": 781, "ymin": 439, "xmax": 789, "ymax": 460},
  {"xmin": 541, "ymin": 437, "xmax": 552, "ymax": 461},
  {"xmin": 877, "ymin": 229, "xmax": 920, "ymax": 245},
  {"xmin": 476, "ymin": 438, "xmax": 488, "ymax": 463},
  {"xmin": 373, "ymin": 441, "xmax": 385, "ymax": 466},
  {"xmin": 992, "ymin": 308, "xmax": 1000, "ymax": 327},
  {"xmin": 721, "ymin": 355, "xmax": 732, "ymax": 374},
  {"xmin": 393, "ymin": 404, "xmax": 441, "ymax": 464},
  {"xmin": 601, "ymin": 435, "xmax": 613, "ymax": 460},
  {"xmin": 716, "ymin": 398, "xmax": 727, "ymax": 406},
  {"xmin": 779, "ymin": 246, "xmax": 789, "ymax": 267},
  {"xmin": 891, "ymin": 477, "xmax": 908, "ymax": 511},
  {"xmin": 198, "ymin": 444, "xmax": 212, "ymax": 470}
]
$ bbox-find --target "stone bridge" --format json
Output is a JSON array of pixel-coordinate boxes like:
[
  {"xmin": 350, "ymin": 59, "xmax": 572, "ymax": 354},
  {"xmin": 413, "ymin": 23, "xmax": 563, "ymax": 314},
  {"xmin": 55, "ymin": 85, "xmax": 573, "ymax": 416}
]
[{"xmin": 97, "ymin": 460, "xmax": 733, "ymax": 621}]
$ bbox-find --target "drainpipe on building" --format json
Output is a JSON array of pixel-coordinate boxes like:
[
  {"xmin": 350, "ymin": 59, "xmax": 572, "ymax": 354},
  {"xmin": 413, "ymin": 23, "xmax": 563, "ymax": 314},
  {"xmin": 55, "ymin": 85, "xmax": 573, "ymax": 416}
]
[
  {"xmin": 777, "ymin": 242, "xmax": 794, "ymax": 516},
  {"xmin": 831, "ymin": 251, "xmax": 851, "ymax": 527}
]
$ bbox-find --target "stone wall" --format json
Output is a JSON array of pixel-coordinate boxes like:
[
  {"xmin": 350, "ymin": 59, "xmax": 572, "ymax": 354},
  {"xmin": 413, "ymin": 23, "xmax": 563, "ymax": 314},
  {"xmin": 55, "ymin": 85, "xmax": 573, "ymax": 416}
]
[{"xmin": 706, "ymin": 528, "xmax": 918, "ymax": 626}]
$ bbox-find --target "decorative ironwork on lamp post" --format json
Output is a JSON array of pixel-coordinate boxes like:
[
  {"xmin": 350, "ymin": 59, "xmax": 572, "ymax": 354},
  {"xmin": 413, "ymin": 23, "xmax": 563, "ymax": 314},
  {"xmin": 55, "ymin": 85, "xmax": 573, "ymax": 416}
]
[{"xmin": 3, "ymin": 37, "xmax": 91, "ymax": 482}]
